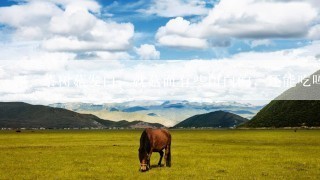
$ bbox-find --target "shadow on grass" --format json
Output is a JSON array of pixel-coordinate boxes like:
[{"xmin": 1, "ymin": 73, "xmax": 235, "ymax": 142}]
[{"xmin": 150, "ymin": 164, "xmax": 165, "ymax": 169}]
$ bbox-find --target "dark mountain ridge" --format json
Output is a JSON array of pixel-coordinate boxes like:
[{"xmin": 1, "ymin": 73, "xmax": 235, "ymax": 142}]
[
  {"xmin": 244, "ymin": 70, "xmax": 320, "ymax": 127},
  {"xmin": 174, "ymin": 110, "xmax": 248, "ymax": 128},
  {"xmin": 0, "ymin": 102, "xmax": 165, "ymax": 129}
]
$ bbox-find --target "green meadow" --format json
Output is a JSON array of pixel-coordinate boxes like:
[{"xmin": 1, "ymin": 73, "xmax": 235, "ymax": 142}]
[{"xmin": 0, "ymin": 129, "xmax": 319, "ymax": 179}]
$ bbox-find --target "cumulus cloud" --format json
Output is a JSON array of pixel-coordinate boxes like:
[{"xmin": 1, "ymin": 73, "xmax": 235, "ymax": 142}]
[
  {"xmin": 156, "ymin": 0, "xmax": 320, "ymax": 49},
  {"xmin": 249, "ymin": 39, "xmax": 273, "ymax": 48},
  {"xmin": 156, "ymin": 17, "xmax": 208, "ymax": 49},
  {"xmin": 1, "ymin": 42, "xmax": 320, "ymax": 104},
  {"xmin": 0, "ymin": 41, "xmax": 76, "ymax": 60},
  {"xmin": 0, "ymin": 0, "xmax": 134, "ymax": 59},
  {"xmin": 134, "ymin": 44, "xmax": 160, "ymax": 60},
  {"xmin": 139, "ymin": 0, "xmax": 209, "ymax": 17},
  {"xmin": 308, "ymin": 25, "xmax": 320, "ymax": 40},
  {"xmin": 0, "ymin": 1, "xmax": 62, "ymax": 28},
  {"xmin": 95, "ymin": 52, "xmax": 132, "ymax": 60}
]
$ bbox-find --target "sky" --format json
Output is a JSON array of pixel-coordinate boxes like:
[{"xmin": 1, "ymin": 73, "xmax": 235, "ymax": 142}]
[{"xmin": 0, "ymin": 0, "xmax": 320, "ymax": 104}]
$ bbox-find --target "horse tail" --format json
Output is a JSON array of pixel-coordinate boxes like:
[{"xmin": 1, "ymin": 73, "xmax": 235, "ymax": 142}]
[
  {"xmin": 167, "ymin": 145, "xmax": 171, "ymax": 167},
  {"xmin": 167, "ymin": 133, "xmax": 172, "ymax": 167}
]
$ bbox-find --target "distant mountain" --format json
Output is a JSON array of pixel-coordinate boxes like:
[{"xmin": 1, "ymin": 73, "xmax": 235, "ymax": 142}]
[
  {"xmin": 244, "ymin": 70, "xmax": 320, "ymax": 128},
  {"xmin": 227, "ymin": 110, "xmax": 254, "ymax": 114},
  {"xmin": 147, "ymin": 113, "xmax": 158, "ymax": 116},
  {"xmin": 49, "ymin": 100, "xmax": 262, "ymax": 126},
  {"xmin": 95, "ymin": 119, "xmax": 165, "ymax": 129},
  {"xmin": 174, "ymin": 110, "xmax": 248, "ymax": 128},
  {"xmin": 49, "ymin": 103, "xmax": 105, "ymax": 111},
  {"xmin": 0, "ymin": 102, "xmax": 104, "ymax": 129},
  {"xmin": 122, "ymin": 106, "xmax": 148, "ymax": 112},
  {"xmin": 163, "ymin": 103, "xmax": 185, "ymax": 109},
  {"xmin": 0, "ymin": 102, "xmax": 166, "ymax": 129},
  {"xmin": 109, "ymin": 107, "xmax": 119, "ymax": 112}
]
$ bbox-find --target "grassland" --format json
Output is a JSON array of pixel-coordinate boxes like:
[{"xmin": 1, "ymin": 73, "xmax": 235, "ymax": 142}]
[{"xmin": 0, "ymin": 129, "xmax": 319, "ymax": 179}]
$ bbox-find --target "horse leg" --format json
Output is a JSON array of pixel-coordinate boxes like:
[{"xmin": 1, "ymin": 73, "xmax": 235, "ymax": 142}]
[
  {"xmin": 164, "ymin": 144, "xmax": 171, "ymax": 167},
  {"xmin": 158, "ymin": 150, "xmax": 164, "ymax": 166},
  {"xmin": 147, "ymin": 148, "xmax": 153, "ymax": 169}
]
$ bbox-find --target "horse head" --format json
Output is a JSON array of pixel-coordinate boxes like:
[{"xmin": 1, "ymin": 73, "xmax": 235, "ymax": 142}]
[{"xmin": 138, "ymin": 148, "xmax": 150, "ymax": 172}]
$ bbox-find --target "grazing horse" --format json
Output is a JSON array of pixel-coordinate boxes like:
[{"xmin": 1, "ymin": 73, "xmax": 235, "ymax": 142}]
[{"xmin": 138, "ymin": 128, "xmax": 171, "ymax": 172}]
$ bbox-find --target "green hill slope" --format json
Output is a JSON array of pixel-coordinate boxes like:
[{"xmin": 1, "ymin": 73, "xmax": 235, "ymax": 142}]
[
  {"xmin": 243, "ymin": 100, "xmax": 320, "ymax": 127},
  {"xmin": 0, "ymin": 102, "xmax": 107, "ymax": 128},
  {"xmin": 244, "ymin": 70, "xmax": 320, "ymax": 128},
  {"xmin": 174, "ymin": 110, "xmax": 248, "ymax": 128}
]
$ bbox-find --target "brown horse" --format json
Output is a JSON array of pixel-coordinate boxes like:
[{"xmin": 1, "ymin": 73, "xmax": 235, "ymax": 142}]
[{"xmin": 138, "ymin": 128, "xmax": 171, "ymax": 172}]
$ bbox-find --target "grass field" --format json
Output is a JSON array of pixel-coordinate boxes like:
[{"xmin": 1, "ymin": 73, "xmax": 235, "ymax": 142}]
[{"xmin": 0, "ymin": 129, "xmax": 319, "ymax": 179}]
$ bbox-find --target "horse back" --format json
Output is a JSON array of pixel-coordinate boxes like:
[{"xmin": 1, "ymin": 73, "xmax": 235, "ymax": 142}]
[{"xmin": 145, "ymin": 128, "xmax": 171, "ymax": 151}]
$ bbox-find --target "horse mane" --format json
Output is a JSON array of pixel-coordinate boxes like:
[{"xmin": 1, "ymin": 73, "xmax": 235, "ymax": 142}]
[{"xmin": 140, "ymin": 128, "xmax": 151, "ymax": 153}]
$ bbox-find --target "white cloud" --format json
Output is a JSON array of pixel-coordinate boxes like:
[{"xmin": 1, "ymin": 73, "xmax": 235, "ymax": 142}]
[
  {"xmin": 156, "ymin": 17, "xmax": 208, "ymax": 49},
  {"xmin": 95, "ymin": 52, "xmax": 132, "ymax": 60},
  {"xmin": 201, "ymin": 0, "xmax": 317, "ymax": 38},
  {"xmin": 250, "ymin": 39, "xmax": 273, "ymax": 48},
  {"xmin": 0, "ymin": 1, "xmax": 62, "ymax": 28},
  {"xmin": 1, "ymin": 42, "xmax": 320, "ymax": 104},
  {"xmin": 157, "ymin": 34, "xmax": 208, "ymax": 49},
  {"xmin": 48, "ymin": 6, "xmax": 97, "ymax": 35},
  {"xmin": 308, "ymin": 25, "xmax": 320, "ymax": 40},
  {"xmin": 0, "ymin": 0, "xmax": 134, "ymax": 58},
  {"xmin": 0, "ymin": 41, "xmax": 76, "ymax": 60},
  {"xmin": 139, "ymin": 0, "xmax": 209, "ymax": 17},
  {"xmin": 156, "ymin": 0, "xmax": 319, "ymax": 48},
  {"xmin": 134, "ymin": 44, "xmax": 160, "ymax": 60}
]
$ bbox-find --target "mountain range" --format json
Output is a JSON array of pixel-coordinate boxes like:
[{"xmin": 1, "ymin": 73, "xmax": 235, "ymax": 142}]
[
  {"xmin": 0, "ymin": 102, "xmax": 166, "ymax": 129},
  {"xmin": 49, "ymin": 100, "xmax": 262, "ymax": 127},
  {"xmin": 4, "ymin": 67, "xmax": 320, "ymax": 130}
]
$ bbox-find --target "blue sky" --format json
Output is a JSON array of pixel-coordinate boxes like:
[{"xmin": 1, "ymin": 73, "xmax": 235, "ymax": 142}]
[{"xmin": 0, "ymin": 0, "xmax": 319, "ymax": 60}]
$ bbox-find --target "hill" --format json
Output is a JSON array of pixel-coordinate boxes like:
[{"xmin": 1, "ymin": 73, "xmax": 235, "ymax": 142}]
[
  {"xmin": 174, "ymin": 110, "xmax": 248, "ymax": 128},
  {"xmin": 0, "ymin": 102, "xmax": 105, "ymax": 129},
  {"xmin": 244, "ymin": 70, "xmax": 320, "ymax": 127},
  {"xmin": 0, "ymin": 102, "xmax": 166, "ymax": 129},
  {"xmin": 95, "ymin": 119, "xmax": 165, "ymax": 129},
  {"xmin": 243, "ymin": 100, "xmax": 320, "ymax": 127},
  {"xmin": 275, "ymin": 70, "xmax": 320, "ymax": 100}
]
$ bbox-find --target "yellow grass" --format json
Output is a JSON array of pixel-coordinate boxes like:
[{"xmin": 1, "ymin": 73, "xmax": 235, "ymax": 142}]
[{"xmin": 0, "ymin": 129, "xmax": 319, "ymax": 179}]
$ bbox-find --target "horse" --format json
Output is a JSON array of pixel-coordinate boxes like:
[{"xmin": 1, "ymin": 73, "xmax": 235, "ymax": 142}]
[{"xmin": 138, "ymin": 128, "xmax": 171, "ymax": 172}]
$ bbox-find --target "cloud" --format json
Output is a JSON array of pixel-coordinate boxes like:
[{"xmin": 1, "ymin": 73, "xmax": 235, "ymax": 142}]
[
  {"xmin": 156, "ymin": 17, "xmax": 208, "ymax": 49},
  {"xmin": 249, "ymin": 39, "xmax": 273, "ymax": 48},
  {"xmin": 139, "ymin": 0, "xmax": 209, "ymax": 17},
  {"xmin": 0, "ymin": 1, "xmax": 62, "ymax": 28},
  {"xmin": 134, "ymin": 44, "xmax": 160, "ymax": 60},
  {"xmin": 308, "ymin": 25, "xmax": 320, "ymax": 40},
  {"xmin": 0, "ymin": 41, "xmax": 77, "ymax": 60},
  {"xmin": 94, "ymin": 52, "xmax": 132, "ymax": 60},
  {"xmin": 156, "ymin": 0, "xmax": 319, "ymax": 49},
  {"xmin": 1, "ymin": 42, "xmax": 320, "ymax": 104},
  {"xmin": 0, "ymin": 0, "xmax": 134, "ymax": 58}
]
